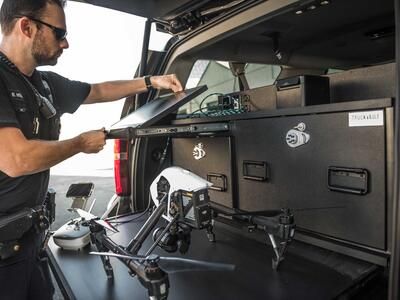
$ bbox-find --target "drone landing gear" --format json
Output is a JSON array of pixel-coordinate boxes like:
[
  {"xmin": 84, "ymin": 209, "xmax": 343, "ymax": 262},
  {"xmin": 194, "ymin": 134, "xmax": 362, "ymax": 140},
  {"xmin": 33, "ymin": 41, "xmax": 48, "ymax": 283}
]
[
  {"xmin": 268, "ymin": 233, "xmax": 289, "ymax": 270},
  {"xmin": 206, "ymin": 223, "xmax": 216, "ymax": 242}
]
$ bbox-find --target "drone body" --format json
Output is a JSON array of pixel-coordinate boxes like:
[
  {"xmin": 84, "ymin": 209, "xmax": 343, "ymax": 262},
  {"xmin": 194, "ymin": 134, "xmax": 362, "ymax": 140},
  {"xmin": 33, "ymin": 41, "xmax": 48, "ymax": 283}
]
[
  {"xmin": 150, "ymin": 167, "xmax": 213, "ymax": 229},
  {"xmin": 87, "ymin": 166, "xmax": 297, "ymax": 299}
]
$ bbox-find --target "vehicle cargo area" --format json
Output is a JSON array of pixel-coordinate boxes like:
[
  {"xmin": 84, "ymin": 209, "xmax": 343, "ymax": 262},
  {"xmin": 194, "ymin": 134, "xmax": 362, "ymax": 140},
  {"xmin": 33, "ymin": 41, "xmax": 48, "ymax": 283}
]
[{"xmin": 129, "ymin": 1, "xmax": 395, "ymax": 298}]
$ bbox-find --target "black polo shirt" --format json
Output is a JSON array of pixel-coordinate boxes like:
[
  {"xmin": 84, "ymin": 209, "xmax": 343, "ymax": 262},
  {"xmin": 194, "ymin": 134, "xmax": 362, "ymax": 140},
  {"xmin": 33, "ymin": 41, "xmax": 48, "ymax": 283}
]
[{"xmin": 0, "ymin": 64, "xmax": 91, "ymax": 213}]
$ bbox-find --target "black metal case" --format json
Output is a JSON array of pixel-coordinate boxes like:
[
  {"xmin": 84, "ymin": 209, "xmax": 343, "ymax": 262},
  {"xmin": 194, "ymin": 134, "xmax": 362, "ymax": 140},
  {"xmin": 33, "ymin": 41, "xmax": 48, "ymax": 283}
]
[
  {"xmin": 172, "ymin": 137, "xmax": 234, "ymax": 208},
  {"xmin": 233, "ymin": 107, "xmax": 391, "ymax": 250}
]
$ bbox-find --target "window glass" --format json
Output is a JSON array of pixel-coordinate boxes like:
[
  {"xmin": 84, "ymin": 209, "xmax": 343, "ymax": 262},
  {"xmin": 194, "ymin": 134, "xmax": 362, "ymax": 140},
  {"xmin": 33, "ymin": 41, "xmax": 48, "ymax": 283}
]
[
  {"xmin": 179, "ymin": 60, "xmax": 280, "ymax": 116},
  {"xmin": 326, "ymin": 68, "xmax": 344, "ymax": 74},
  {"xmin": 246, "ymin": 63, "xmax": 281, "ymax": 89},
  {"xmin": 149, "ymin": 23, "xmax": 173, "ymax": 51}
]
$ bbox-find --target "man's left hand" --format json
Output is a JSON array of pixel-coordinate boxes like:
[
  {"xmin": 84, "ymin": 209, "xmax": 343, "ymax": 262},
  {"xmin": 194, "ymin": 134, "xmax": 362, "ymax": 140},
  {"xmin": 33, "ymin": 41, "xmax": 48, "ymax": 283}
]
[{"xmin": 151, "ymin": 74, "xmax": 183, "ymax": 93}]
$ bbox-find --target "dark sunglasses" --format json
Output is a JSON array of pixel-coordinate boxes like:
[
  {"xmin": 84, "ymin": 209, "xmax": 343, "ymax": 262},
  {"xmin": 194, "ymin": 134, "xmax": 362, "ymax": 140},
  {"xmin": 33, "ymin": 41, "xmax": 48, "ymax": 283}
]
[{"xmin": 16, "ymin": 15, "xmax": 67, "ymax": 41}]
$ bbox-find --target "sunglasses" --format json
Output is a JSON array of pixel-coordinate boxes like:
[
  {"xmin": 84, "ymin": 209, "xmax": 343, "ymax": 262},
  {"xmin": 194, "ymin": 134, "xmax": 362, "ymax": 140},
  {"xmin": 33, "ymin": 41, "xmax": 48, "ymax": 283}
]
[{"xmin": 16, "ymin": 15, "xmax": 67, "ymax": 41}]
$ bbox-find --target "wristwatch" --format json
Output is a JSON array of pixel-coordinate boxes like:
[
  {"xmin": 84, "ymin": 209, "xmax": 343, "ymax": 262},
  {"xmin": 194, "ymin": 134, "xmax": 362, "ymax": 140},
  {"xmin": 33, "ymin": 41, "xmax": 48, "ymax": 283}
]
[{"xmin": 144, "ymin": 75, "xmax": 153, "ymax": 91}]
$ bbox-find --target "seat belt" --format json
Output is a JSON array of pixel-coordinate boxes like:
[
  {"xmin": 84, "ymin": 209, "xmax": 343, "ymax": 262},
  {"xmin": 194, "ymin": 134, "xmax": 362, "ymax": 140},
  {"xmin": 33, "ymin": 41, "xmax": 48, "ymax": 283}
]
[{"xmin": 229, "ymin": 62, "xmax": 249, "ymax": 91}]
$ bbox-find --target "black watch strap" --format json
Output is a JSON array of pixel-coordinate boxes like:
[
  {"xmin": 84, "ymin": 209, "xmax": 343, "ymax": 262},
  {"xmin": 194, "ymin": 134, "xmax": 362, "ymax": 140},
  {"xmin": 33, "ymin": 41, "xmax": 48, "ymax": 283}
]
[{"xmin": 144, "ymin": 75, "xmax": 153, "ymax": 90}]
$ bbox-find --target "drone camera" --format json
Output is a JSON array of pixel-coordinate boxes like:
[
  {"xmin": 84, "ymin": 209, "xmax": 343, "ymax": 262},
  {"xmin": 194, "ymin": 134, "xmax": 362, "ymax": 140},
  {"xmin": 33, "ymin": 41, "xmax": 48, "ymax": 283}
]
[{"xmin": 172, "ymin": 189, "xmax": 212, "ymax": 229}]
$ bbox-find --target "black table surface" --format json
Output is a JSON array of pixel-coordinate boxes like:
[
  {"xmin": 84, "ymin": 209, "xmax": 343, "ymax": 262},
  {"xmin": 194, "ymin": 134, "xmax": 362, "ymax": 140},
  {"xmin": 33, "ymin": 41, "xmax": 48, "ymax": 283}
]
[{"xmin": 47, "ymin": 213, "xmax": 359, "ymax": 300}]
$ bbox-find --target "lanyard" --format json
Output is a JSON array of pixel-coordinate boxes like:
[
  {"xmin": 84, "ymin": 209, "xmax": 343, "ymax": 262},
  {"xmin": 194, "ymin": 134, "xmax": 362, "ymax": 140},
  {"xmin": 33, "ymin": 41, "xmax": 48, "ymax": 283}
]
[{"xmin": 0, "ymin": 52, "xmax": 56, "ymax": 119}]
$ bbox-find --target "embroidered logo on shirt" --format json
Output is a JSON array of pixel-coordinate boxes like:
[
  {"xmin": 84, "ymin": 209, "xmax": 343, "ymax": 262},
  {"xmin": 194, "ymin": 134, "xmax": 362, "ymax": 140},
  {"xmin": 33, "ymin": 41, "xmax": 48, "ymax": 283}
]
[
  {"xmin": 9, "ymin": 90, "xmax": 27, "ymax": 112},
  {"xmin": 10, "ymin": 90, "xmax": 24, "ymax": 99}
]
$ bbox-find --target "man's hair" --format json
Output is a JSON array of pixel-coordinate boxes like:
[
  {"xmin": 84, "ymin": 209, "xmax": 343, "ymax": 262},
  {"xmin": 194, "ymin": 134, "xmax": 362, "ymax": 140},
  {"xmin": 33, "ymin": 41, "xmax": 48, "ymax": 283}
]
[{"xmin": 0, "ymin": 0, "xmax": 66, "ymax": 35}]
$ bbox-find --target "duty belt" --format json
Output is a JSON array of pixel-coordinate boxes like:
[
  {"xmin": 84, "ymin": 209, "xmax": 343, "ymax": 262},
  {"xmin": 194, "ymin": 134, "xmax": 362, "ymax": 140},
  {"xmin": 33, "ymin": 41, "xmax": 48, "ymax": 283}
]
[{"xmin": 0, "ymin": 206, "xmax": 50, "ymax": 260}]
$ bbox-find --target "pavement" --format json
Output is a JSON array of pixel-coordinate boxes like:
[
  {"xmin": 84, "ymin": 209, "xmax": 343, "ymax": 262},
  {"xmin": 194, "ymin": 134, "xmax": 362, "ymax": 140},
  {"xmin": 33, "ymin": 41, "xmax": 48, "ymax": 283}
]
[{"xmin": 48, "ymin": 175, "xmax": 116, "ymax": 300}]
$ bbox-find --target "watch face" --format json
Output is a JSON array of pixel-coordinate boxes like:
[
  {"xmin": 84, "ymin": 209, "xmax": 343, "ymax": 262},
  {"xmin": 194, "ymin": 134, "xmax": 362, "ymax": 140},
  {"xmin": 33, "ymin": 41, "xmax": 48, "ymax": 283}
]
[{"xmin": 145, "ymin": 75, "xmax": 152, "ymax": 88}]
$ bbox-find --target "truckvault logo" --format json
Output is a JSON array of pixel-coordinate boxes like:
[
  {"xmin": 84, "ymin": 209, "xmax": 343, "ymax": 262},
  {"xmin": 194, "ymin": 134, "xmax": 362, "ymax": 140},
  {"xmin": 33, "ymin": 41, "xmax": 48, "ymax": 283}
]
[
  {"xmin": 286, "ymin": 122, "xmax": 310, "ymax": 148},
  {"xmin": 193, "ymin": 143, "xmax": 206, "ymax": 160}
]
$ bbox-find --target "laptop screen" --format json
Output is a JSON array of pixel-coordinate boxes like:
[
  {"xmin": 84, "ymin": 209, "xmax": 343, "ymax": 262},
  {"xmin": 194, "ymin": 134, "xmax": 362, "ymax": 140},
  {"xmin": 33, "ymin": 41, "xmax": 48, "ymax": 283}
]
[{"xmin": 107, "ymin": 85, "xmax": 207, "ymax": 139}]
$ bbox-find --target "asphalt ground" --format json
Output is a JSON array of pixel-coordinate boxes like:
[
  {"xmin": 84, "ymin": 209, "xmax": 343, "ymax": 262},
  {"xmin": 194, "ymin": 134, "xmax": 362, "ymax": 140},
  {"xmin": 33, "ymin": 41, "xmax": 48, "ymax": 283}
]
[{"xmin": 48, "ymin": 175, "xmax": 115, "ymax": 300}]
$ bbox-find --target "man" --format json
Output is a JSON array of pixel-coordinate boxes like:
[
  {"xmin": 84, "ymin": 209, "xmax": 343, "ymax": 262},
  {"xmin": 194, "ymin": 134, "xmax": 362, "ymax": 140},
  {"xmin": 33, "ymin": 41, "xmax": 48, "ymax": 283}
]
[{"xmin": 0, "ymin": 0, "xmax": 183, "ymax": 299}]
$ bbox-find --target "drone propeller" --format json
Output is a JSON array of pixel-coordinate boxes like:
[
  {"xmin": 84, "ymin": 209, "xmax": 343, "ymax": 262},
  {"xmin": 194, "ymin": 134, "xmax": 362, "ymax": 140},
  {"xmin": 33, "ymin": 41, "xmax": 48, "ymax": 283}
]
[
  {"xmin": 75, "ymin": 208, "xmax": 119, "ymax": 233},
  {"xmin": 228, "ymin": 209, "xmax": 283, "ymax": 217},
  {"xmin": 226, "ymin": 206, "xmax": 345, "ymax": 218},
  {"xmin": 90, "ymin": 252, "xmax": 235, "ymax": 273}
]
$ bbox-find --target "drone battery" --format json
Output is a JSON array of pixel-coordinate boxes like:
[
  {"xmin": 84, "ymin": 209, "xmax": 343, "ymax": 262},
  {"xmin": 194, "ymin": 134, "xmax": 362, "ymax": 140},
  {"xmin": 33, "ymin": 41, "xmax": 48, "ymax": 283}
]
[{"xmin": 179, "ymin": 190, "xmax": 211, "ymax": 229}]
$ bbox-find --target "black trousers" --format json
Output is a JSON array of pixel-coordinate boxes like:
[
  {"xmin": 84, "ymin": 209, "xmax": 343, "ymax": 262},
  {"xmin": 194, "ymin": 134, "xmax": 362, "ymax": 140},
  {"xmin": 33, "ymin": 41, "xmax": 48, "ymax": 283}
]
[{"xmin": 0, "ymin": 230, "xmax": 54, "ymax": 300}]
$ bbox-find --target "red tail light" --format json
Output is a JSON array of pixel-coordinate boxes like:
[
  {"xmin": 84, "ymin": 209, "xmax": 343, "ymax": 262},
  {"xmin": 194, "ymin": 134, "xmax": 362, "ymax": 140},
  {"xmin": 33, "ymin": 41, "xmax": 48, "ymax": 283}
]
[{"xmin": 114, "ymin": 139, "xmax": 130, "ymax": 196}]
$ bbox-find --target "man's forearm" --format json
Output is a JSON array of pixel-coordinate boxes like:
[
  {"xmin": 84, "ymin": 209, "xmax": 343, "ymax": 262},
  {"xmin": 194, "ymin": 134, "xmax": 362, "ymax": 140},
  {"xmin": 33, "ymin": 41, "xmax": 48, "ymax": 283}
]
[
  {"xmin": 6, "ymin": 137, "xmax": 82, "ymax": 177},
  {"xmin": 84, "ymin": 74, "xmax": 183, "ymax": 104},
  {"xmin": 0, "ymin": 127, "xmax": 106, "ymax": 178},
  {"xmin": 84, "ymin": 78, "xmax": 147, "ymax": 104}
]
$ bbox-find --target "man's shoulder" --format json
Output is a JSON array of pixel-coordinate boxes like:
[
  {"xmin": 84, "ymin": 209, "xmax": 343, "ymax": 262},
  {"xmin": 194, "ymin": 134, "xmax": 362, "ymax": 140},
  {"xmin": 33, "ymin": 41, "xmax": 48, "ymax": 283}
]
[{"xmin": 39, "ymin": 70, "xmax": 64, "ymax": 81}]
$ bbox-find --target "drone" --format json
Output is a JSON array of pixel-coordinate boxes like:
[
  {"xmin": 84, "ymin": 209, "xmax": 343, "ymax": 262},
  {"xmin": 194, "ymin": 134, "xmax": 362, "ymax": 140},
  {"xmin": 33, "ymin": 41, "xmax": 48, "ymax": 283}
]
[{"xmin": 81, "ymin": 166, "xmax": 296, "ymax": 299}]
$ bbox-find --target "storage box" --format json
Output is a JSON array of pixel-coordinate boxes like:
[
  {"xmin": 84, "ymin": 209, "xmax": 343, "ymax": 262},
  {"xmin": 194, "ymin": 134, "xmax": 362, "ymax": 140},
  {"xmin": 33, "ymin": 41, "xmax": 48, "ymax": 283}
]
[{"xmin": 276, "ymin": 75, "xmax": 330, "ymax": 108}]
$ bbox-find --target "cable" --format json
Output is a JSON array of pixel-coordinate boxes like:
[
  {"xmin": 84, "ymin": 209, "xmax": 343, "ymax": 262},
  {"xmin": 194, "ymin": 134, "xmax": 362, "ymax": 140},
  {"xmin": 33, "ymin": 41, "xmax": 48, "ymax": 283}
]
[
  {"xmin": 109, "ymin": 193, "xmax": 153, "ymax": 225},
  {"xmin": 199, "ymin": 92, "xmax": 224, "ymax": 113},
  {"xmin": 109, "ymin": 137, "xmax": 171, "ymax": 225},
  {"xmin": 187, "ymin": 93, "xmax": 224, "ymax": 118}
]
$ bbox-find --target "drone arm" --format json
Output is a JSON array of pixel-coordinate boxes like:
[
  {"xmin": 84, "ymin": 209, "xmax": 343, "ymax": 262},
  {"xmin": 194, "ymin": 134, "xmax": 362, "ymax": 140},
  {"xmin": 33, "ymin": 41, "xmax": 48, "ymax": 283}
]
[
  {"xmin": 89, "ymin": 225, "xmax": 114, "ymax": 280},
  {"xmin": 127, "ymin": 198, "xmax": 168, "ymax": 254},
  {"xmin": 100, "ymin": 235, "xmax": 170, "ymax": 300},
  {"xmin": 214, "ymin": 205, "xmax": 295, "ymax": 270}
]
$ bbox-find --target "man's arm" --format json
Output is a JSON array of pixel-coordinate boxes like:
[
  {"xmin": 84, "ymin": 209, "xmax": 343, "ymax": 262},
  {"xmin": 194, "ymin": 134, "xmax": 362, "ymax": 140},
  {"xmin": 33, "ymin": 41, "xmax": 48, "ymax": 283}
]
[
  {"xmin": 0, "ymin": 127, "xmax": 106, "ymax": 177},
  {"xmin": 83, "ymin": 74, "xmax": 183, "ymax": 104}
]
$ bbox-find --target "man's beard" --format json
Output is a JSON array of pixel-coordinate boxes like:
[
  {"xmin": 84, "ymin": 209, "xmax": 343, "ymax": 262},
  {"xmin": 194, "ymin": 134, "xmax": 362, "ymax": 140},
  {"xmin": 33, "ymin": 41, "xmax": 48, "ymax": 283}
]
[{"xmin": 31, "ymin": 31, "xmax": 61, "ymax": 66}]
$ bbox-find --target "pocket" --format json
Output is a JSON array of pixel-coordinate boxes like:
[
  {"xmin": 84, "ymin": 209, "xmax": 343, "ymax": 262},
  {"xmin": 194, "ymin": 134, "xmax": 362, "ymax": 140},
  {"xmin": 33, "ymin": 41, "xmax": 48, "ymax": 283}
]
[
  {"xmin": 0, "ymin": 251, "xmax": 26, "ymax": 267},
  {"xmin": 10, "ymin": 95, "xmax": 28, "ymax": 113},
  {"xmin": 11, "ymin": 99, "xmax": 28, "ymax": 113}
]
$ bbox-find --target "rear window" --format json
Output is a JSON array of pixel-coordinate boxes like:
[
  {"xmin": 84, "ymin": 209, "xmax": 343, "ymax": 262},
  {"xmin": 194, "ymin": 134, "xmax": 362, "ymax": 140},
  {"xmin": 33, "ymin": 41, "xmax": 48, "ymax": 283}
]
[{"xmin": 178, "ymin": 60, "xmax": 280, "ymax": 116}]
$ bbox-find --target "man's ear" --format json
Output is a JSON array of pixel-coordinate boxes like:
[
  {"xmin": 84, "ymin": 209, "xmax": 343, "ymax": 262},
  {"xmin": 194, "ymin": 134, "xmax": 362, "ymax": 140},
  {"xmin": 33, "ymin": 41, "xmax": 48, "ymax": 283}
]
[{"xmin": 19, "ymin": 17, "xmax": 35, "ymax": 39}]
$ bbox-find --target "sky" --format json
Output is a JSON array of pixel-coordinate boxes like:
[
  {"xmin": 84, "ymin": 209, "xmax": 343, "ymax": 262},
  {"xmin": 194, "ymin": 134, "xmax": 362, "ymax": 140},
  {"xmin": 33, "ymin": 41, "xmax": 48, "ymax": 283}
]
[{"xmin": 0, "ymin": 1, "xmax": 171, "ymax": 177}]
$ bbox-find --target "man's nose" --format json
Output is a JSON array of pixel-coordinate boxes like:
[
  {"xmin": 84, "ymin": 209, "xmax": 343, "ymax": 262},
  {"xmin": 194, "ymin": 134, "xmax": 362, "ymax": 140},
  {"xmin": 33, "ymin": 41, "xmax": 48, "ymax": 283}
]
[{"xmin": 60, "ymin": 38, "xmax": 69, "ymax": 49}]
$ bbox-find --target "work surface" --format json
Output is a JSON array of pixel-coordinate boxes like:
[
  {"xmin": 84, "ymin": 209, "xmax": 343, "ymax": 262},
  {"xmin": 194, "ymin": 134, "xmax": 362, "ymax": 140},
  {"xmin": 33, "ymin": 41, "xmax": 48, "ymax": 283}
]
[{"xmin": 47, "ymin": 213, "xmax": 362, "ymax": 300}]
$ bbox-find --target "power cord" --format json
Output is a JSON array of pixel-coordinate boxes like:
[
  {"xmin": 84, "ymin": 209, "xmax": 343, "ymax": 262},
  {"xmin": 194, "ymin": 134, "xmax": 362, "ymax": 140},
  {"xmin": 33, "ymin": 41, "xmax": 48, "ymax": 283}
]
[{"xmin": 109, "ymin": 138, "xmax": 171, "ymax": 225}]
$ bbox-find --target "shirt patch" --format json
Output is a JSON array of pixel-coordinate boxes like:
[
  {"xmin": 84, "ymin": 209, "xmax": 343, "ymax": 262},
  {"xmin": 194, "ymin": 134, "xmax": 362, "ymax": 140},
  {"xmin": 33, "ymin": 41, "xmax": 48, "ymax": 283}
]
[{"xmin": 10, "ymin": 90, "xmax": 24, "ymax": 100}]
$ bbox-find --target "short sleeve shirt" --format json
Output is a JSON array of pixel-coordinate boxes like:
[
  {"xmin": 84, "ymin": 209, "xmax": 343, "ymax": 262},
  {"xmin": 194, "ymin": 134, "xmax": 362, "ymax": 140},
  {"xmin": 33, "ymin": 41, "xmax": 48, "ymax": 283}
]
[{"xmin": 0, "ymin": 65, "xmax": 91, "ymax": 213}]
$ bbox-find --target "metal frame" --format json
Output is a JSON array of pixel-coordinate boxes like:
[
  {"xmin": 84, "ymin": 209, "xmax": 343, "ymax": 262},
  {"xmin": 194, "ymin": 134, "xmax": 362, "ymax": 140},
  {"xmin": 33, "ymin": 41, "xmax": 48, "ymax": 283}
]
[{"xmin": 389, "ymin": 0, "xmax": 400, "ymax": 298}]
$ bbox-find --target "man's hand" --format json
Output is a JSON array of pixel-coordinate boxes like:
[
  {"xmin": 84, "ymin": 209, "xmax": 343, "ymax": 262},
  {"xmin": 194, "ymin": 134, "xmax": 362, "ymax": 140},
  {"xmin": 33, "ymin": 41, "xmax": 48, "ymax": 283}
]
[
  {"xmin": 150, "ymin": 74, "xmax": 183, "ymax": 93},
  {"xmin": 77, "ymin": 128, "xmax": 106, "ymax": 154}
]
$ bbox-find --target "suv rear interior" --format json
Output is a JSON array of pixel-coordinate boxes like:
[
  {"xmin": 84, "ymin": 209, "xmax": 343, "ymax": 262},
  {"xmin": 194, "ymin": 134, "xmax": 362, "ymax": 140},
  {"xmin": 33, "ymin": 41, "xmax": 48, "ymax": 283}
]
[{"xmin": 108, "ymin": 0, "xmax": 396, "ymax": 298}]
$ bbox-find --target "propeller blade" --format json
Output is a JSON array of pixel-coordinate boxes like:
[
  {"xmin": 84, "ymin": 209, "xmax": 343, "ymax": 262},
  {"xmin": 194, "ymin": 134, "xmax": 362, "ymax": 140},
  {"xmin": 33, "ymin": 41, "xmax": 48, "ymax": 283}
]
[
  {"xmin": 90, "ymin": 251, "xmax": 145, "ymax": 261},
  {"xmin": 94, "ymin": 219, "xmax": 119, "ymax": 233},
  {"xmin": 157, "ymin": 257, "xmax": 235, "ymax": 274},
  {"xmin": 230, "ymin": 210, "xmax": 283, "ymax": 217},
  {"xmin": 76, "ymin": 208, "xmax": 96, "ymax": 220},
  {"xmin": 90, "ymin": 252, "xmax": 235, "ymax": 273},
  {"xmin": 76, "ymin": 209, "xmax": 119, "ymax": 232},
  {"xmin": 293, "ymin": 206, "xmax": 345, "ymax": 212},
  {"xmin": 230, "ymin": 206, "xmax": 345, "ymax": 217}
]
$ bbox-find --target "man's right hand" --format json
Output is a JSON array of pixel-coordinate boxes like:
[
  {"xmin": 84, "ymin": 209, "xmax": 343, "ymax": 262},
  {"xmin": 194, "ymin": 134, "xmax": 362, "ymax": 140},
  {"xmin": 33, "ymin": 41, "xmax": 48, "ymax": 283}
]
[{"xmin": 77, "ymin": 128, "xmax": 106, "ymax": 153}]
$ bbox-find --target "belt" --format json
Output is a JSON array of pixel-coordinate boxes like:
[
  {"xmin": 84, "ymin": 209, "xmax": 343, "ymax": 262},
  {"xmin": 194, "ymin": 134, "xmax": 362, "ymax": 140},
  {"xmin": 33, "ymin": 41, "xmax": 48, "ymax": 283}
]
[{"xmin": 0, "ymin": 206, "xmax": 49, "ymax": 260}]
